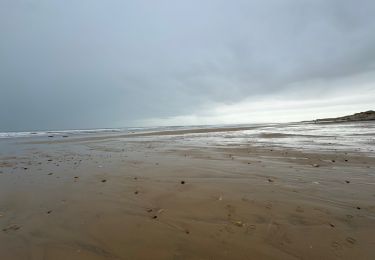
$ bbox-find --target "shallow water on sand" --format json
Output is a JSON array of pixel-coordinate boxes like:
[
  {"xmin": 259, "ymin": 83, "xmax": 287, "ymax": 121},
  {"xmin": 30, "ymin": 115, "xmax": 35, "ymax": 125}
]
[
  {"xmin": 144, "ymin": 122, "xmax": 375, "ymax": 155},
  {"xmin": 2, "ymin": 122, "xmax": 374, "ymax": 155}
]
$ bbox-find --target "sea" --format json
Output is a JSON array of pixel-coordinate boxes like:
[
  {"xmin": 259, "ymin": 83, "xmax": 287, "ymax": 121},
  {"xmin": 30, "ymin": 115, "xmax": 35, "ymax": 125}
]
[{"xmin": 1, "ymin": 122, "xmax": 374, "ymax": 156}]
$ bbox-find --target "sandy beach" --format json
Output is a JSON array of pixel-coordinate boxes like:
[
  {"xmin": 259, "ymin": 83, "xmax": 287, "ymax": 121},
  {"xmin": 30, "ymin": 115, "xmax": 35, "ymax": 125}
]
[{"xmin": 1, "ymin": 123, "xmax": 375, "ymax": 259}]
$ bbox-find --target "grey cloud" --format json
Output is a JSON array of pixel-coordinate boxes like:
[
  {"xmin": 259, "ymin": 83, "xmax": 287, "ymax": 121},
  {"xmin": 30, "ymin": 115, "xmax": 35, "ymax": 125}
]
[{"xmin": 1, "ymin": 0, "xmax": 375, "ymax": 131}]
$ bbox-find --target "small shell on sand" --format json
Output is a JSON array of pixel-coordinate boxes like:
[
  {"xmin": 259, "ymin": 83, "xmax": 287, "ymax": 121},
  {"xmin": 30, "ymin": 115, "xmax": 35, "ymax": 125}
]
[{"xmin": 233, "ymin": 221, "xmax": 244, "ymax": 227}]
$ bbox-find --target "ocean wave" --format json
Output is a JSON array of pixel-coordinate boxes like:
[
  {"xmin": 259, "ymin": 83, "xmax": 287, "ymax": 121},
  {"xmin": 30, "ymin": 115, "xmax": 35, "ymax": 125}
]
[{"xmin": 0, "ymin": 128, "xmax": 124, "ymax": 139}]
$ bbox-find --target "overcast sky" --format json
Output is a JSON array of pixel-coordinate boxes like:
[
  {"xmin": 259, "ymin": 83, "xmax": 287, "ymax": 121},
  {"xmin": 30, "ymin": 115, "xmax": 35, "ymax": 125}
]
[{"xmin": 1, "ymin": 0, "xmax": 375, "ymax": 131}]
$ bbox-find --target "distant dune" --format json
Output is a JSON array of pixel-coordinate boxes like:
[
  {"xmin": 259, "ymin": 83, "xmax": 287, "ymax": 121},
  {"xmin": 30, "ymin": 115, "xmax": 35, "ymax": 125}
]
[{"xmin": 315, "ymin": 110, "xmax": 375, "ymax": 123}]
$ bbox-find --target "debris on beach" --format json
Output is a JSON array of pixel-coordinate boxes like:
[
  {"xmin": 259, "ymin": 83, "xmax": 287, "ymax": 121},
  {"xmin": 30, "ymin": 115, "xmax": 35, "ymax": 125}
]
[
  {"xmin": 101, "ymin": 179, "xmax": 107, "ymax": 183},
  {"xmin": 312, "ymin": 164, "xmax": 320, "ymax": 167},
  {"xmin": 233, "ymin": 221, "xmax": 244, "ymax": 227},
  {"xmin": 2, "ymin": 224, "xmax": 21, "ymax": 232},
  {"xmin": 180, "ymin": 180, "xmax": 185, "ymax": 184},
  {"xmin": 346, "ymin": 237, "xmax": 356, "ymax": 245}
]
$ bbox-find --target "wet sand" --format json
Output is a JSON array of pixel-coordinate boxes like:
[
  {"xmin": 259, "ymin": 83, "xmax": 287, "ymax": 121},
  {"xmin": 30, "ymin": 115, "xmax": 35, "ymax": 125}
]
[{"xmin": 1, "ymin": 126, "xmax": 375, "ymax": 259}]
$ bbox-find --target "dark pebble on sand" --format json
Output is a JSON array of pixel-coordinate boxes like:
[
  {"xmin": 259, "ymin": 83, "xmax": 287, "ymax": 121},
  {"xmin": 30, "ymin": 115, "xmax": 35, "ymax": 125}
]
[
  {"xmin": 47, "ymin": 210, "xmax": 52, "ymax": 214},
  {"xmin": 345, "ymin": 159, "xmax": 348, "ymax": 162},
  {"xmin": 134, "ymin": 191, "xmax": 139, "ymax": 194},
  {"xmin": 147, "ymin": 209, "xmax": 153, "ymax": 212},
  {"xmin": 180, "ymin": 181, "xmax": 185, "ymax": 184},
  {"xmin": 101, "ymin": 179, "xmax": 107, "ymax": 183},
  {"xmin": 345, "ymin": 180, "xmax": 350, "ymax": 183},
  {"xmin": 268, "ymin": 178, "xmax": 274, "ymax": 182},
  {"xmin": 356, "ymin": 206, "xmax": 361, "ymax": 210},
  {"xmin": 331, "ymin": 160, "xmax": 335, "ymax": 162},
  {"xmin": 48, "ymin": 173, "xmax": 53, "ymax": 175},
  {"xmin": 152, "ymin": 215, "xmax": 158, "ymax": 219},
  {"xmin": 329, "ymin": 223, "xmax": 335, "ymax": 228}
]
